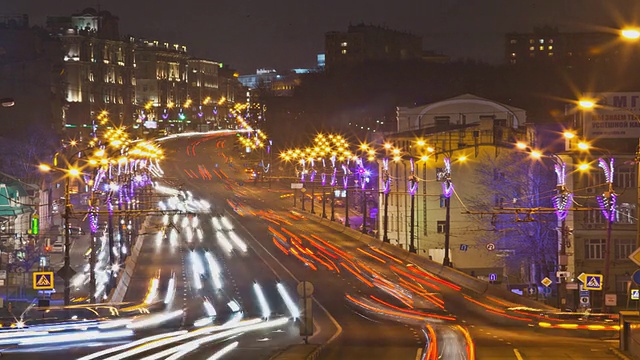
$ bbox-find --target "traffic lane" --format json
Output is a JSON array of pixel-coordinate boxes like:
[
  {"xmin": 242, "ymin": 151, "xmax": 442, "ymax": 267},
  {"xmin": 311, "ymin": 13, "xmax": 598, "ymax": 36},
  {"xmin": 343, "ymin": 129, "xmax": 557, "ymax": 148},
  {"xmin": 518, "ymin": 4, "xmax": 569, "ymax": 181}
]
[
  {"xmin": 232, "ymin": 212, "xmax": 425, "ymax": 360},
  {"xmin": 469, "ymin": 325, "xmax": 618, "ymax": 359}
]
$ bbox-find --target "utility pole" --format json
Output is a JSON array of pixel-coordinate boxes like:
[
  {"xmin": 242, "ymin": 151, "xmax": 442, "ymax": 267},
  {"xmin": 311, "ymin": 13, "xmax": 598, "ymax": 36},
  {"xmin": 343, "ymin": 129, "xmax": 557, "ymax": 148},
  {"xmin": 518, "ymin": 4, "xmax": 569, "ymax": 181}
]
[
  {"xmin": 361, "ymin": 188, "xmax": 367, "ymax": 234},
  {"xmin": 63, "ymin": 178, "xmax": 71, "ymax": 306},
  {"xmin": 409, "ymin": 175, "xmax": 417, "ymax": 253},
  {"xmin": 344, "ymin": 187, "xmax": 350, "ymax": 228}
]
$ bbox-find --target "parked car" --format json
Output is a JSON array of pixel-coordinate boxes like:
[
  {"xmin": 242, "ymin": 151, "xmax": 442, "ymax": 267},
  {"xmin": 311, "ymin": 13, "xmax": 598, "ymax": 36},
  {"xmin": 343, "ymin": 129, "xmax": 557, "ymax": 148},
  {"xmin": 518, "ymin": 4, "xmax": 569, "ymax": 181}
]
[{"xmin": 51, "ymin": 242, "xmax": 64, "ymax": 253}]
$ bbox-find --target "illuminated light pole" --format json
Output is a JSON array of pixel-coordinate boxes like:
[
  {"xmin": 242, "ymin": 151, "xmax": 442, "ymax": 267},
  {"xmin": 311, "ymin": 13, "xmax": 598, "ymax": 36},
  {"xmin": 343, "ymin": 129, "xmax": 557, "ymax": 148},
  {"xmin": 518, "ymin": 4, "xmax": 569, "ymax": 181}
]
[
  {"xmin": 442, "ymin": 157, "xmax": 454, "ymax": 266},
  {"xmin": 382, "ymin": 158, "xmax": 391, "ymax": 243},
  {"xmin": 39, "ymin": 164, "xmax": 80, "ymax": 306},
  {"xmin": 408, "ymin": 158, "xmax": 418, "ymax": 253},
  {"xmin": 597, "ymin": 157, "xmax": 616, "ymax": 313},
  {"xmin": 342, "ymin": 164, "xmax": 351, "ymax": 228}
]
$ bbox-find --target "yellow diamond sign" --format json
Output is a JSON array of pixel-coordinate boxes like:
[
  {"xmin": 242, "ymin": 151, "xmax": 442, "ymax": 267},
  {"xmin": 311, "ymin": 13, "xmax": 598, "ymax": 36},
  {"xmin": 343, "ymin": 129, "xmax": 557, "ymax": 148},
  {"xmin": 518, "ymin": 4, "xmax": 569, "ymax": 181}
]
[
  {"xmin": 629, "ymin": 247, "xmax": 640, "ymax": 267},
  {"xmin": 541, "ymin": 277, "xmax": 553, "ymax": 287}
]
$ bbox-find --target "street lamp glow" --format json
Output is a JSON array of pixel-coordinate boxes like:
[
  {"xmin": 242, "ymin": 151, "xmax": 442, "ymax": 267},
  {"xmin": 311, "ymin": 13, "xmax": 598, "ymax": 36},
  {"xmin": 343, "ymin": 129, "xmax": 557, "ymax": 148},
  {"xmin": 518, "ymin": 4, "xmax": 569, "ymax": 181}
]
[
  {"xmin": 68, "ymin": 167, "xmax": 80, "ymax": 177},
  {"xmin": 621, "ymin": 28, "xmax": 640, "ymax": 40},
  {"xmin": 392, "ymin": 148, "xmax": 400, "ymax": 155},
  {"xmin": 563, "ymin": 131, "xmax": 576, "ymax": 139},
  {"xmin": 416, "ymin": 140, "xmax": 426, "ymax": 147},
  {"xmin": 578, "ymin": 99, "xmax": 596, "ymax": 109},
  {"xmin": 458, "ymin": 155, "xmax": 467, "ymax": 162},
  {"xmin": 516, "ymin": 142, "xmax": 527, "ymax": 150},
  {"xmin": 38, "ymin": 164, "xmax": 52, "ymax": 172},
  {"xmin": 577, "ymin": 142, "xmax": 590, "ymax": 151},
  {"xmin": 578, "ymin": 163, "xmax": 590, "ymax": 172},
  {"xmin": 530, "ymin": 150, "xmax": 542, "ymax": 159},
  {"xmin": 383, "ymin": 143, "xmax": 392, "ymax": 149},
  {"xmin": 420, "ymin": 155, "xmax": 429, "ymax": 162}
]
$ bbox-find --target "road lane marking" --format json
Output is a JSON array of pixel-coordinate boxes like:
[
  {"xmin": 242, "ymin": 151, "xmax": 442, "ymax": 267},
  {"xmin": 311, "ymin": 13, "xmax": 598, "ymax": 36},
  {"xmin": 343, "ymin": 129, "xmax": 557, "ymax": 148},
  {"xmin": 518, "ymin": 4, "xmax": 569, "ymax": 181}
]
[
  {"xmin": 513, "ymin": 348, "xmax": 524, "ymax": 360},
  {"xmin": 414, "ymin": 348, "xmax": 422, "ymax": 360},
  {"xmin": 227, "ymin": 210, "xmax": 343, "ymax": 345}
]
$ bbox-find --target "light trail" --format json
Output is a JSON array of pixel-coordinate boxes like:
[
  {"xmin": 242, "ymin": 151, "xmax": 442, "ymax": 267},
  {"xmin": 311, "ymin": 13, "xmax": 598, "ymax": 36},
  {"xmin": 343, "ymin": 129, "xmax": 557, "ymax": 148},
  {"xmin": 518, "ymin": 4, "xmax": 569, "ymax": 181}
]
[
  {"xmin": 126, "ymin": 309, "xmax": 184, "ymax": 330},
  {"xmin": 77, "ymin": 330, "xmax": 188, "ymax": 360},
  {"xmin": 206, "ymin": 341, "xmax": 239, "ymax": 360},
  {"xmin": 253, "ymin": 282, "xmax": 271, "ymax": 319},
  {"xmin": 277, "ymin": 283, "xmax": 300, "ymax": 319},
  {"xmin": 164, "ymin": 274, "xmax": 176, "ymax": 305},
  {"xmin": 228, "ymin": 231, "xmax": 248, "ymax": 252},
  {"xmin": 204, "ymin": 251, "xmax": 223, "ymax": 289}
]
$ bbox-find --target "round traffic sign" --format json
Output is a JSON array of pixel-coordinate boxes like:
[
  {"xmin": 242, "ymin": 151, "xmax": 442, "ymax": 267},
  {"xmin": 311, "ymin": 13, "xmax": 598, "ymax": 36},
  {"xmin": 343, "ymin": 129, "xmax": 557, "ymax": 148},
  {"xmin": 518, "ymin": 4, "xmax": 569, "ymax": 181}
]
[
  {"xmin": 297, "ymin": 281, "xmax": 314, "ymax": 297},
  {"xmin": 542, "ymin": 287, "xmax": 552, "ymax": 295},
  {"xmin": 580, "ymin": 296, "xmax": 590, "ymax": 304},
  {"xmin": 633, "ymin": 270, "xmax": 640, "ymax": 285},
  {"xmin": 486, "ymin": 243, "xmax": 496, "ymax": 251}
]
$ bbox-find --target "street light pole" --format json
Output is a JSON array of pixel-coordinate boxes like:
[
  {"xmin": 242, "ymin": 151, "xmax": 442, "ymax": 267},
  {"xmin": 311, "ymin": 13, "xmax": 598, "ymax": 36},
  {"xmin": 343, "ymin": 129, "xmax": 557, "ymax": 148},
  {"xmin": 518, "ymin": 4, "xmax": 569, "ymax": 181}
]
[
  {"xmin": 382, "ymin": 158, "xmax": 390, "ymax": 243},
  {"xmin": 409, "ymin": 172, "xmax": 417, "ymax": 253},
  {"xmin": 63, "ymin": 177, "xmax": 71, "ymax": 306},
  {"xmin": 599, "ymin": 157, "xmax": 616, "ymax": 312},
  {"xmin": 442, "ymin": 157, "xmax": 454, "ymax": 267}
]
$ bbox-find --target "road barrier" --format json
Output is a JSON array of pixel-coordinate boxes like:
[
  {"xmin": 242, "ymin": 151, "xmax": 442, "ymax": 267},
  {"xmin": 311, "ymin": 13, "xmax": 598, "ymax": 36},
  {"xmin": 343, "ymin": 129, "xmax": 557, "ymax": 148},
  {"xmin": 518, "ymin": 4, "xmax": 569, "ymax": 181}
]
[{"xmin": 108, "ymin": 216, "xmax": 156, "ymax": 303}]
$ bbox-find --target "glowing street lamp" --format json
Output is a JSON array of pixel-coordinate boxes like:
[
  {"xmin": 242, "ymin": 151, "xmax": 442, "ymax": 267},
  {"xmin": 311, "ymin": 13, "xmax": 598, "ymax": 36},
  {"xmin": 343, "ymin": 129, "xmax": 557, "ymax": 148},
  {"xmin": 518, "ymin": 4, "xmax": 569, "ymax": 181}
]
[{"xmin": 621, "ymin": 28, "xmax": 640, "ymax": 40}]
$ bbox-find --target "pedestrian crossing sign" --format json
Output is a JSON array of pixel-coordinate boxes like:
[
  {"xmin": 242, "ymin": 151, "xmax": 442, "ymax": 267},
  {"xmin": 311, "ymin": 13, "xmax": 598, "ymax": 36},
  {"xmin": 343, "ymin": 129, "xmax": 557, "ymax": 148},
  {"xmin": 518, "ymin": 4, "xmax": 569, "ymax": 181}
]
[
  {"xmin": 577, "ymin": 272, "xmax": 603, "ymax": 291},
  {"xmin": 33, "ymin": 271, "xmax": 54, "ymax": 290}
]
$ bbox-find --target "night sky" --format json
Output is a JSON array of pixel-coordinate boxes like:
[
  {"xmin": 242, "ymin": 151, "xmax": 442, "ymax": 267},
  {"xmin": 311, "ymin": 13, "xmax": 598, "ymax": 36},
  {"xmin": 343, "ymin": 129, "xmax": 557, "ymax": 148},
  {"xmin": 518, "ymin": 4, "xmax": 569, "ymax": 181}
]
[{"xmin": 5, "ymin": 0, "xmax": 640, "ymax": 73}]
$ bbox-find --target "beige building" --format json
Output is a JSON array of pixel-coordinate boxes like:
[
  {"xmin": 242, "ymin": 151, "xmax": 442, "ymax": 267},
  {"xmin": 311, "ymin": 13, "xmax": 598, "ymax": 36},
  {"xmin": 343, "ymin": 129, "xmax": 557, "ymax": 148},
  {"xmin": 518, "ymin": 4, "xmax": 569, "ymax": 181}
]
[{"xmin": 382, "ymin": 94, "xmax": 534, "ymax": 282}]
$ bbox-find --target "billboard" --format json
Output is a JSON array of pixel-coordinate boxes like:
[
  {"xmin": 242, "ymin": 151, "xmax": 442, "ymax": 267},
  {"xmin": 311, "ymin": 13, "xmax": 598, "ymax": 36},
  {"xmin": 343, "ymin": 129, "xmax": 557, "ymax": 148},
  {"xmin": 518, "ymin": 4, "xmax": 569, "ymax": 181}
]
[{"xmin": 583, "ymin": 92, "xmax": 640, "ymax": 139}]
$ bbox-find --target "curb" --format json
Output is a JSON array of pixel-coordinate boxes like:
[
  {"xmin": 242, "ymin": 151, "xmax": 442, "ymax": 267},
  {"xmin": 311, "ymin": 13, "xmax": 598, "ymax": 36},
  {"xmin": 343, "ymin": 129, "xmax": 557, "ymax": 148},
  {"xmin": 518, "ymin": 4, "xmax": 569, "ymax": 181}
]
[{"xmin": 610, "ymin": 347, "xmax": 634, "ymax": 360}]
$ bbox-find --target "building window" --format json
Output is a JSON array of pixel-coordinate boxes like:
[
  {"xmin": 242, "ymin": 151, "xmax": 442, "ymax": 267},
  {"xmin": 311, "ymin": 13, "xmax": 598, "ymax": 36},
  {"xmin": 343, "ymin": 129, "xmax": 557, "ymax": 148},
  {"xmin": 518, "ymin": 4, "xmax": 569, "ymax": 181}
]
[
  {"xmin": 615, "ymin": 167, "xmax": 635, "ymax": 188},
  {"xmin": 548, "ymin": 45, "xmax": 553, "ymax": 50},
  {"xmin": 548, "ymin": 52, "xmax": 554, "ymax": 56},
  {"xmin": 539, "ymin": 46, "xmax": 544, "ymax": 51},
  {"xmin": 529, "ymin": 46, "xmax": 535, "ymax": 51},
  {"xmin": 584, "ymin": 209, "xmax": 605, "ymax": 224},
  {"xmin": 340, "ymin": 42, "xmax": 348, "ymax": 47},
  {"xmin": 585, "ymin": 239, "xmax": 605, "ymax": 259},
  {"xmin": 616, "ymin": 239, "xmax": 635, "ymax": 259},
  {"xmin": 617, "ymin": 203, "xmax": 636, "ymax": 224},
  {"xmin": 341, "ymin": 49, "xmax": 347, "ymax": 54},
  {"xmin": 511, "ymin": 52, "xmax": 516, "ymax": 57},
  {"xmin": 539, "ymin": 39, "xmax": 544, "ymax": 44},
  {"xmin": 549, "ymin": 39, "xmax": 554, "ymax": 44},
  {"xmin": 510, "ymin": 39, "xmax": 517, "ymax": 44},
  {"xmin": 529, "ymin": 39, "xmax": 534, "ymax": 44},
  {"xmin": 437, "ymin": 221, "xmax": 446, "ymax": 234}
]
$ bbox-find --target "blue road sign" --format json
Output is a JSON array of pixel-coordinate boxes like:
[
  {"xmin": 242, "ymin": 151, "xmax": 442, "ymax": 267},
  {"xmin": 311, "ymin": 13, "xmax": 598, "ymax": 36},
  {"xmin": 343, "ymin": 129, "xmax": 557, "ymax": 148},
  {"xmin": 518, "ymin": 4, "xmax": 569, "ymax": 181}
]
[
  {"xmin": 633, "ymin": 270, "xmax": 640, "ymax": 286},
  {"xmin": 542, "ymin": 287, "xmax": 552, "ymax": 296},
  {"xmin": 632, "ymin": 289, "xmax": 640, "ymax": 300},
  {"xmin": 584, "ymin": 275, "xmax": 603, "ymax": 290},
  {"xmin": 527, "ymin": 286, "xmax": 537, "ymax": 295},
  {"xmin": 460, "ymin": 244, "xmax": 468, "ymax": 251},
  {"xmin": 488, "ymin": 273, "xmax": 497, "ymax": 282}
]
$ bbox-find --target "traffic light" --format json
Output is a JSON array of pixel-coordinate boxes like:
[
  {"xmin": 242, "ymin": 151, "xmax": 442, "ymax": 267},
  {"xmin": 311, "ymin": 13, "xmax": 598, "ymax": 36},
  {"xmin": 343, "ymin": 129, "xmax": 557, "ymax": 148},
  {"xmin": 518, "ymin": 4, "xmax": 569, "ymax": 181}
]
[{"xmin": 31, "ymin": 214, "xmax": 39, "ymax": 235}]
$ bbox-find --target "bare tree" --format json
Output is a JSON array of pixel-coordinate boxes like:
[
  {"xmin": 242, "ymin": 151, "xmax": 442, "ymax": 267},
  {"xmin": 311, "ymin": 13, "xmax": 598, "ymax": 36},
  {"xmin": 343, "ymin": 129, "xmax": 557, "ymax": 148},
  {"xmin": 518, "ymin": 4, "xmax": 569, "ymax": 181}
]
[{"xmin": 468, "ymin": 151, "xmax": 557, "ymax": 285}]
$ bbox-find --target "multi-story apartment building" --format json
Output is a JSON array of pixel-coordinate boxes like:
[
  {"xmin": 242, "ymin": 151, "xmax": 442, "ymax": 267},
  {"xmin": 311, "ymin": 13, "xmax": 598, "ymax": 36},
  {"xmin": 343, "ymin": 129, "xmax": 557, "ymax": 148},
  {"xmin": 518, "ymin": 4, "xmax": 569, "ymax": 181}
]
[
  {"xmin": 384, "ymin": 94, "xmax": 538, "ymax": 285},
  {"xmin": 134, "ymin": 39, "xmax": 189, "ymax": 134},
  {"xmin": 47, "ymin": 8, "xmax": 136, "ymax": 136},
  {"xmin": 505, "ymin": 26, "xmax": 619, "ymax": 66},
  {"xmin": 562, "ymin": 92, "xmax": 640, "ymax": 310},
  {"xmin": 325, "ymin": 24, "xmax": 423, "ymax": 71},
  {"xmin": 187, "ymin": 58, "xmax": 220, "ymax": 129}
]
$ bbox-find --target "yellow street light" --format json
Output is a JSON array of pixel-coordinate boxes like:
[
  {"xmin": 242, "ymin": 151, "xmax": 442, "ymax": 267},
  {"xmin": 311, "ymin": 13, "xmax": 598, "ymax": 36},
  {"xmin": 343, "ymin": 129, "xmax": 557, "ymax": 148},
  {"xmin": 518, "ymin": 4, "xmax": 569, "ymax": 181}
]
[
  {"xmin": 68, "ymin": 167, "xmax": 80, "ymax": 177},
  {"xmin": 458, "ymin": 155, "xmax": 468, "ymax": 162},
  {"xmin": 621, "ymin": 28, "xmax": 640, "ymax": 40},
  {"xmin": 516, "ymin": 142, "xmax": 527, "ymax": 150},
  {"xmin": 577, "ymin": 142, "xmax": 590, "ymax": 151},
  {"xmin": 416, "ymin": 140, "xmax": 426, "ymax": 147},
  {"xmin": 383, "ymin": 143, "xmax": 392, "ymax": 150},
  {"xmin": 578, "ymin": 163, "xmax": 590, "ymax": 172},
  {"xmin": 420, "ymin": 155, "xmax": 429, "ymax": 162},
  {"xmin": 392, "ymin": 148, "xmax": 400, "ymax": 155},
  {"xmin": 563, "ymin": 131, "xmax": 576, "ymax": 139},
  {"xmin": 38, "ymin": 164, "xmax": 52, "ymax": 172},
  {"xmin": 578, "ymin": 99, "xmax": 596, "ymax": 109},
  {"xmin": 530, "ymin": 150, "xmax": 542, "ymax": 159}
]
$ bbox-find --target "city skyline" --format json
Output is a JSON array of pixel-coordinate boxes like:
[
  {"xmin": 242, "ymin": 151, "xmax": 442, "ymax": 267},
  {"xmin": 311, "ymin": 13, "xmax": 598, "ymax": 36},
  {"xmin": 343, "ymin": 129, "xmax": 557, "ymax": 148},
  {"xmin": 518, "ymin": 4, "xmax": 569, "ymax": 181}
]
[{"xmin": 5, "ymin": 0, "xmax": 640, "ymax": 73}]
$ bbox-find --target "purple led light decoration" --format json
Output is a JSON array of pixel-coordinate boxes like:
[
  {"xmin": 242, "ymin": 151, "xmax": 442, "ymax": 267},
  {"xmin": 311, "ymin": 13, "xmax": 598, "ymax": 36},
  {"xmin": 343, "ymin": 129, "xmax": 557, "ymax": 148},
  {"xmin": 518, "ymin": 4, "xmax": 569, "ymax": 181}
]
[
  {"xmin": 598, "ymin": 158, "xmax": 614, "ymax": 184},
  {"xmin": 553, "ymin": 161, "xmax": 573, "ymax": 220},
  {"xmin": 89, "ymin": 207, "xmax": 99, "ymax": 233},
  {"xmin": 597, "ymin": 157, "xmax": 616, "ymax": 221},
  {"xmin": 162, "ymin": 109, "xmax": 169, "ymax": 120},
  {"xmin": 441, "ymin": 157, "xmax": 454, "ymax": 198},
  {"xmin": 342, "ymin": 164, "xmax": 349, "ymax": 189},
  {"xmin": 321, "ymin": 173, "xmax": 327, "ymax": 186},
  {"xmin": 331, "ymin": 168, "xmax": 337, "ymax": 187},
  {"xmin": 597, "ymin": 193, "xmax": 617, "ymax": 222},
  {"xmin": 382, "ymin": 158, "xmax": 391, "ymax": 195}
]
